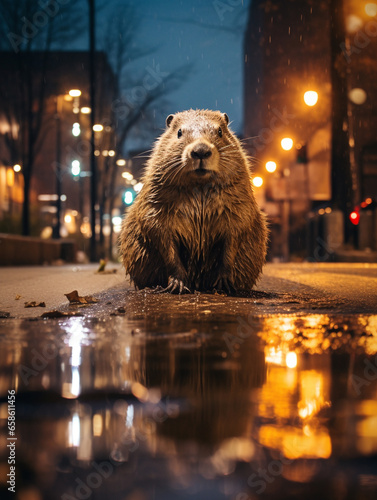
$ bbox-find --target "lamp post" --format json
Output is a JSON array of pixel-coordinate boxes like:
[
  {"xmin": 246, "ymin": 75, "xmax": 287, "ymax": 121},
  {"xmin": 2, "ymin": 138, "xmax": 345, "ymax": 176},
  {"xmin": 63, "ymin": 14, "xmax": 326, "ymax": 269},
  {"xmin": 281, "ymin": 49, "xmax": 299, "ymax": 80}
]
[
  {"xmin": 329, "ymin": 0, "xmax": 353, "ymax": 229},
  {"xmin": 88, "ymin": 0, "xmax": 97, "ymax": 262},
  {"xmin": 280, "ymin": 137, "xmax": 294, "ymax": 262},
  {"xmin": 52, "ymin": 96, "xmax": 62, "ymax": 239}
]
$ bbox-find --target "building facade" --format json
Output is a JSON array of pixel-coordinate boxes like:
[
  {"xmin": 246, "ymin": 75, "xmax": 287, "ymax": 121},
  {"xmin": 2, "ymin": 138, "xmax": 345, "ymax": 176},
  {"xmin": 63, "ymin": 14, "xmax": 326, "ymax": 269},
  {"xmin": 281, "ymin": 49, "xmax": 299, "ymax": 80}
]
[
  {"xmin": 244, "ymin": 0, "xmax": 377, "ymax": 258},
  {"xmin": 0, "ymin": 51, "xmax": 116, "ymax": 239}
]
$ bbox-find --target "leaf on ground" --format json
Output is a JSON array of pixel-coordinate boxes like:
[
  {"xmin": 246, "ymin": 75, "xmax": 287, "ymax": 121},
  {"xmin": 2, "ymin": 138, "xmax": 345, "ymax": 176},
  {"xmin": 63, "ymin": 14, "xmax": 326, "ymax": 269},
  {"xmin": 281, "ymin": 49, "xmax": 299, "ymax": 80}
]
[
  {"xmin": 41, "ymin": 310, "xmax": 84, "ymax": 318},
  {"xmin": 64, "ymin": 290, "xmax": 99, "ymax": 305},
  {"xmin": 15, "ymin": 294, "xmax": 21, "ymax": 300},
  {"xmin": 24, "ymin": 301, "xmax": 46, "ymax": 308}
]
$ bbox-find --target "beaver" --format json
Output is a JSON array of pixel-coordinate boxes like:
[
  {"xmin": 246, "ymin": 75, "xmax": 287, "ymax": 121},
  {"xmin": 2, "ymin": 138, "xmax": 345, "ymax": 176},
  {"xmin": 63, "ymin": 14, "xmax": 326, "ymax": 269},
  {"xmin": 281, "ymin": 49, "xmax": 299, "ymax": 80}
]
[{"xmin": 119, "ymin": 109, "xmax": 268, "ymax": 294}]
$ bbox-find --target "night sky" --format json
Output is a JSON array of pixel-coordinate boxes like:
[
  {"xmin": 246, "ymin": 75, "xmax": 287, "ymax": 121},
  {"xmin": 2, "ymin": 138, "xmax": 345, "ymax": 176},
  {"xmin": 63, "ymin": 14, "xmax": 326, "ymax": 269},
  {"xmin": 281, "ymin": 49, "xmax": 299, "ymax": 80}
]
[
  {"xmin": 72, "ymin": 0, "xmax": 250, "ymax": 146},
  {"xmin": 133, "ymin": 0, "xmax": 250, "ymax": 130}
]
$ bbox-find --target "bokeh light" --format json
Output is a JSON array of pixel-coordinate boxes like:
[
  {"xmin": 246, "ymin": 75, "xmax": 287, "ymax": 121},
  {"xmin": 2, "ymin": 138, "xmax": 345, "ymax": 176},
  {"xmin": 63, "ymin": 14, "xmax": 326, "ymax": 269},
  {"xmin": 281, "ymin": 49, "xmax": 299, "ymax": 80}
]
[
  {"xmin": 286, "ymin": 352, "xmax": 298, "ymax": 369},
  {"xmin": 304, "ymin": 90, "xmax": 318, "ymax": 106},
  {"xmin": 348, "ymin": 88, "xmax": 367, "ymax": 105},
  {"xmin": 365, "ymin": 3, "xmax": 377, "ymax": 17},
  {"xmin": 266, "ymin": 161, "xmax": 277, "ymax": 173},
  {"xmin": 252, "ymin": 176, "xmax": 263, "ymax": 187},
  {"xmin": 281, "ymin": 138, "xmax": 293, "ymax": 151}
]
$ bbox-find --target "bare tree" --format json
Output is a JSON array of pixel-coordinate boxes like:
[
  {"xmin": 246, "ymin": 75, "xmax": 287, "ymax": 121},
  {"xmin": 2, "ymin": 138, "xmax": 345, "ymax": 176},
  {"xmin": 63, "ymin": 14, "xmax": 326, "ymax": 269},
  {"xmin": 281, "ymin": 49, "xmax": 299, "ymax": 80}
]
[
  {"xmin": 97, "ymin": 3, "xmax": 192, "ymax": 259},
  {"xmin": 0, "ymin": 0, "xmax": 86, "ymax": 235}
]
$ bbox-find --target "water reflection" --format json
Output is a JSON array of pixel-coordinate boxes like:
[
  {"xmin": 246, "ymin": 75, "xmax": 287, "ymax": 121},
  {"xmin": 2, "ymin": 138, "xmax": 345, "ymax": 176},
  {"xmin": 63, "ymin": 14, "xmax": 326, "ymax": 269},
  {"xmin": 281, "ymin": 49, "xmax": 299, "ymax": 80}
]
[{"xmin": 0, "ymin": 310, "xmax": 377, "ymax": 498}]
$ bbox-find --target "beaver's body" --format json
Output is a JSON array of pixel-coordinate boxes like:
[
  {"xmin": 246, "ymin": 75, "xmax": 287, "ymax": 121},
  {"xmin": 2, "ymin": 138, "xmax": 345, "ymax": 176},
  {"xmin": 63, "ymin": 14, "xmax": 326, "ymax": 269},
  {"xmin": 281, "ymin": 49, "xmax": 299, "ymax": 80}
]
[{"xmin": 119, "ymin": 109, "xmax": 268, "ymax": 294}]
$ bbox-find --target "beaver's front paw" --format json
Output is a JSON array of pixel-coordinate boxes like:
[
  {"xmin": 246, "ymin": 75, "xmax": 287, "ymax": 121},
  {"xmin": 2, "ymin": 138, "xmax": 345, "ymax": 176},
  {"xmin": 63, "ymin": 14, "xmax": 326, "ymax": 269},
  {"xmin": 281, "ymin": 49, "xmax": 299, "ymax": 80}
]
[
  {"xmin": 212, "ymin": 275, "xmax": 237, "ymax": 296},
  {"xmin": 156, "ymin": 276, "xmax": 191, "ymax": 294}
]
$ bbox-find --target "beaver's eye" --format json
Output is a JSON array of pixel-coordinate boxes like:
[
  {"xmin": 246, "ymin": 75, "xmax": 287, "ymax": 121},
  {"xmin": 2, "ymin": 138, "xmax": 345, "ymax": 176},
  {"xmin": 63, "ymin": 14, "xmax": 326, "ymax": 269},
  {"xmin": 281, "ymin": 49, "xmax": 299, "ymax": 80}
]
[
  {"xmin": 177, "ymin": 129, "xmax": 182, "ymax": 138},
  {"xmin": 218, "ymin": 127, "xmax": 222, "ymax": 137}
]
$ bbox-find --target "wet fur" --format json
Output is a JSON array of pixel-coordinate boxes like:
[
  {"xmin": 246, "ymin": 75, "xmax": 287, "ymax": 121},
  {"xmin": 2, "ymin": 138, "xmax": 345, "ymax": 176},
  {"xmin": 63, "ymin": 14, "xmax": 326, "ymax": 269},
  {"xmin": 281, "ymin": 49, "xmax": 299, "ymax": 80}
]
[{"xmin": 119, "ymin": 109, "xmax": 268, "ymax": 294}]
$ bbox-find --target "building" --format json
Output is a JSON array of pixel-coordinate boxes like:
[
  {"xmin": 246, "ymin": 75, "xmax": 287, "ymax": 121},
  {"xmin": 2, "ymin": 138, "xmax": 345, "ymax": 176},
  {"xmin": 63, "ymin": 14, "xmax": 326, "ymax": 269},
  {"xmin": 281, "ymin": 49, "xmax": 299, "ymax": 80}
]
[
  {"xmin": 0, "ymin": 50, "xmax": 116, "ymax": 239},
  {"xmin": 244, "ymin": 0, "xmax": 377, "ymax": 259}
]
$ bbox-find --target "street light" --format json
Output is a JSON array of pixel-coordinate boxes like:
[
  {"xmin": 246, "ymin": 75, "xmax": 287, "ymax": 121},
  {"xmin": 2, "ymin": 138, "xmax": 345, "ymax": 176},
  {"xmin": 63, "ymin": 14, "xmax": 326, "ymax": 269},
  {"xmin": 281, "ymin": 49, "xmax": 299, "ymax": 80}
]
[
  {"xmin": 304, "ymin": 90, "xmax": 318, "ymax": 107},
  {"xmin": 281, "ymin": 137, "xmax": 293, "ymax": 151},
  {"xmin": 266, "ymin": 161, "xmax": 277, "ymax": 173},
  {"xmin": 252, "ymin": 176, "xmax": 264, "ymax": 187},
  {"xmin": 13, "ymin": 164, "xmax": 21, "ymax": 172},
  {"xmin": 122, "ymin": 171, "xmax": 134, "ymax": 181},
  {"xmin": 72, "ymin": 122, "xmax": 81, "ymax": 137},
  {"xmin": 69, "ymin": 89, "xmax": 82, "ymax": 97}
]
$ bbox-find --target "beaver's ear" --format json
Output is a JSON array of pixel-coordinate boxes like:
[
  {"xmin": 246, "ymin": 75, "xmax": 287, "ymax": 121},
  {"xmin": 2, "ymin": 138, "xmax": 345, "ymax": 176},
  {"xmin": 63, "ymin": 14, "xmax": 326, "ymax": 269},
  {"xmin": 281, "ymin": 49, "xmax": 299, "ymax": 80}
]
[
  {"xmin": 166, "ymin": 114, "xmax": 174, "ymax": 128},
  {"xmin": 222, "ymin": 113, "xmax": 229, "ymax": 125}
]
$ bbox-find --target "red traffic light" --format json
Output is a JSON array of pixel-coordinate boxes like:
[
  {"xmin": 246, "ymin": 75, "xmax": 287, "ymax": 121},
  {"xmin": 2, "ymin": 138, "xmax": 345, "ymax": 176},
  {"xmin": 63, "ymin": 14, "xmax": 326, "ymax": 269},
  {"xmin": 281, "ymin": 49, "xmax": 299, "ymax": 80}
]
[{"xmin": 349, "ymin": 211, "xmax": 360, "ymax": 225}]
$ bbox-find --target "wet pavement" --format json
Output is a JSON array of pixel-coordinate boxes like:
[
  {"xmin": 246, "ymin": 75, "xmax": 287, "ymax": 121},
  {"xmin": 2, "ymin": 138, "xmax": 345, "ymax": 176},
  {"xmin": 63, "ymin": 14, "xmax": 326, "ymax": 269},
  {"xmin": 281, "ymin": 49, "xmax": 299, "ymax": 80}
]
[{"xmin": 1, "ymin": 263, "xmax": 377, "ymax": 500}]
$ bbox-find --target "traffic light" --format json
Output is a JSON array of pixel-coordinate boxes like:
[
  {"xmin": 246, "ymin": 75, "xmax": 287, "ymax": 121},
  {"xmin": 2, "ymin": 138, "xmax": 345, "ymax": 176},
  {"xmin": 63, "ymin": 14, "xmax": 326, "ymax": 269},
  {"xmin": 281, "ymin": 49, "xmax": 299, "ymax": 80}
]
[
  {"xmin": 71, "ymin": 160, "xmax": 81, "ymax": 176},
  {"xmin": 124, "ymin": 190, "xmax": 134, "ymax": 205},
  {"xmin": 349, "ymin": 210, "xmax": 360, "ymax": 225}
]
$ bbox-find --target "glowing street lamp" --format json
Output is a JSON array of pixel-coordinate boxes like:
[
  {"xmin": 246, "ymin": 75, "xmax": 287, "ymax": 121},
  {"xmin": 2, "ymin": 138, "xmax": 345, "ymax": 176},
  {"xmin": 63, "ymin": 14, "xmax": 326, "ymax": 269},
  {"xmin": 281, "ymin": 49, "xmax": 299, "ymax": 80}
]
[
  {"xmin": 69, "ymin": 89, "xmax": 82, "ymax": 97},
  {"xmin": 122, "ymin": 171, "xmax": 134, "ymax": 181},
  {"xmin": 93, "ymin": 124, "xmax": 103, "ymax": 132},
  {"xmin": 304, "ymin": 90, "xmax": 318, "ymax": 107},
  {"xmin": 13, "ymin": 164, "xmax": 21, "ymax": 172},
  {"xmin": 265, "ymin": 161, "xmax": 277, "ymax": 173},
  {"xmin": 252, "ymin": 176, "xmax": 263, "ymax": 187},
  {"xmin": 72, "ymin": 122, "xmax": 81, "ymax": 137},
  {"xmin": 281, "ymin": 138, "xmax": 293, "ymax": 151}
]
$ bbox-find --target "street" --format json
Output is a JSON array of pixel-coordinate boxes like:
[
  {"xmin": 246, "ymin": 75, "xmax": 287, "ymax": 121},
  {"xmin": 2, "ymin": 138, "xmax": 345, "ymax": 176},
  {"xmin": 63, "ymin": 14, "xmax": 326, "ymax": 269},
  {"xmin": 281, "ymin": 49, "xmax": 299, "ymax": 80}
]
[{"xmin": 1, "ymin": 263, "xmax": 377, "ymax": 499}]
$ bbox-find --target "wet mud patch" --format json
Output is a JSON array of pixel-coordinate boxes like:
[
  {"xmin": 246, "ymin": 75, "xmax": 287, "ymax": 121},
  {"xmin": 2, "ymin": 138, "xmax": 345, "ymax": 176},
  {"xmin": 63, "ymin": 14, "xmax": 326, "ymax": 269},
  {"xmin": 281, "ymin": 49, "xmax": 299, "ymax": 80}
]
[{"xmin": 48, "ymin": 284, "xmax": 348, "ymax": 322}]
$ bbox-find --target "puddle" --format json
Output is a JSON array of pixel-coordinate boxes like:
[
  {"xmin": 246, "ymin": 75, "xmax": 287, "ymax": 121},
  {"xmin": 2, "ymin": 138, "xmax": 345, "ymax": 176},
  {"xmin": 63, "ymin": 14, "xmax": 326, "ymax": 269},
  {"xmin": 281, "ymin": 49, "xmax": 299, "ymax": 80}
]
[{"xmin": 1, "ymin": 300, "xmax": 377, "ymax": 499}]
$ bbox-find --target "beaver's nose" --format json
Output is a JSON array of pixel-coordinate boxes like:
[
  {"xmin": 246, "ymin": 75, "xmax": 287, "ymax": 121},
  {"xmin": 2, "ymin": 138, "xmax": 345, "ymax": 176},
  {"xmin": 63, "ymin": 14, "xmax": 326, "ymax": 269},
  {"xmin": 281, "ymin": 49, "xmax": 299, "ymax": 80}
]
[{"xmin": 191, "ymin": 144, "xmax": 212, "ymax": 160}]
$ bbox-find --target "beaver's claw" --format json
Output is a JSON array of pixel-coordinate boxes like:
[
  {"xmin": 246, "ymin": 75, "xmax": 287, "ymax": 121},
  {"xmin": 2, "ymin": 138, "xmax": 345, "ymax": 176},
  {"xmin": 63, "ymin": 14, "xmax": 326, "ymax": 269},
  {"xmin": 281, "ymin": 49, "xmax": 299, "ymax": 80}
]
[
  {"xmin": 156, "ymin": 277, "xmax": 191, "ymax": 294},
  {"xmin": 212, "ymin": 276, "xmax": 237, "ymax": 296}
]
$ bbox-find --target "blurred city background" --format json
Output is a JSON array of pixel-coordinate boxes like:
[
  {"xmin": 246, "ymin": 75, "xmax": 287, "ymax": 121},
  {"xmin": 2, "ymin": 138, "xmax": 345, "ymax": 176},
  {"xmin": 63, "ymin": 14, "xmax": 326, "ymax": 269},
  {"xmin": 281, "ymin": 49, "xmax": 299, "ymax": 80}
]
[{"xmin": 0, "ymin": 0, "xmax": 377, "ymax": 265}]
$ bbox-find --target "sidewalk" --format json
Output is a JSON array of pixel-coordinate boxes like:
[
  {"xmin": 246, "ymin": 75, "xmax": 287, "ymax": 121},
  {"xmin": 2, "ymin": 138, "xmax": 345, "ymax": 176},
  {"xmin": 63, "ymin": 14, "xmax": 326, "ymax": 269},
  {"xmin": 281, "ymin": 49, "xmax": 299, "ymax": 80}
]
[
  {"xmin": 1, "ymin": 262, "xmax": 377, "ymax": 318},
  {"xmin": 0, "ymin": 263, "xmax": 127, "ymax": 318},
  {"xmin": 334, "ymin": 248, "xmax": 377, "ymax": 263}
]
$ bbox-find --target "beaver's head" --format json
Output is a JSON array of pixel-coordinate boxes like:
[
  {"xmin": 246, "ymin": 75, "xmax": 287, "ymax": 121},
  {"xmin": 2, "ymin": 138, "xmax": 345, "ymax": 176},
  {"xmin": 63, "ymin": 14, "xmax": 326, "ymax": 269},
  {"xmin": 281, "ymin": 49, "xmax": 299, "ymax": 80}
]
[{"xmin": 150, "ymin": 109, "xmax": 247, "ymax": 187}]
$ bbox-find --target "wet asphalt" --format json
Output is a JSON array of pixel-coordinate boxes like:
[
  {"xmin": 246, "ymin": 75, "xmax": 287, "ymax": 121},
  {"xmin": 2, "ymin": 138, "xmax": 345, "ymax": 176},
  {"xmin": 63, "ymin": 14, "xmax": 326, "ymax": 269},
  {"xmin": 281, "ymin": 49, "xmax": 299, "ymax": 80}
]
[{"xmin": 0, "ymin": 263, "xmax": 377, "ymax": 499}]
